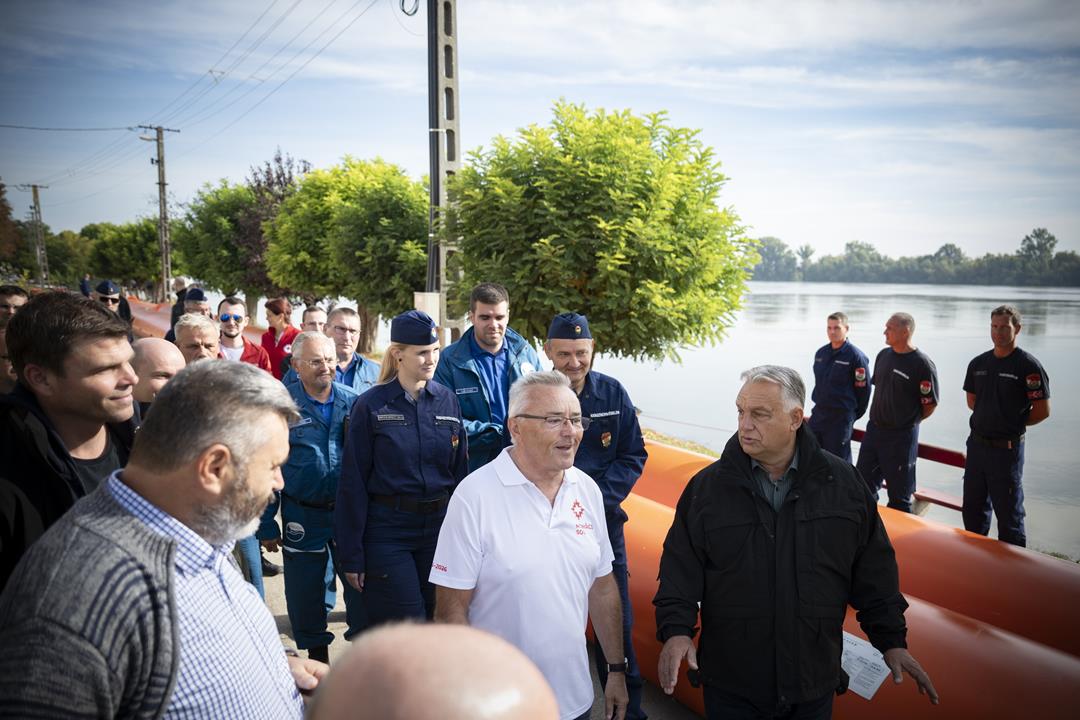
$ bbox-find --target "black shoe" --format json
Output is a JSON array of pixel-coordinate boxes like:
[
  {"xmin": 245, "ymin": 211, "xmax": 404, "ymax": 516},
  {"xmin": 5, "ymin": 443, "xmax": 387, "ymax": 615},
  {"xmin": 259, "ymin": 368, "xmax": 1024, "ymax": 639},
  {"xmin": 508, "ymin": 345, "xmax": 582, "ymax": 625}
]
[
  {"xmin": 261, "ymin": 555, "xmax": 283, "ymax": 577},
  {"xmin": 308, "ymin": 645, "xmax": 330, "ymax": 664}
]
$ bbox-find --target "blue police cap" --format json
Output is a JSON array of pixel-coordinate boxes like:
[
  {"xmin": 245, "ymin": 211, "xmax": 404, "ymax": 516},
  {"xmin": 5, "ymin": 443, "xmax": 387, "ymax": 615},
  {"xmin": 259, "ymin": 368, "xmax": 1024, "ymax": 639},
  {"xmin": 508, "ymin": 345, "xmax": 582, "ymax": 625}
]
[
  {"xmin": 185, "ymin": 287, "xmax": 208, "ymax": 303},
  {"xmin": 547, "ymin": 312, "xmax": 591, "ymax": 340},
  {"xmin": 95, "ymin": 280, "xmax": 120, "ymax": 295},
  {"xmin": 391, "ymin": 310, "xmax": 438, "ymax": 345}
]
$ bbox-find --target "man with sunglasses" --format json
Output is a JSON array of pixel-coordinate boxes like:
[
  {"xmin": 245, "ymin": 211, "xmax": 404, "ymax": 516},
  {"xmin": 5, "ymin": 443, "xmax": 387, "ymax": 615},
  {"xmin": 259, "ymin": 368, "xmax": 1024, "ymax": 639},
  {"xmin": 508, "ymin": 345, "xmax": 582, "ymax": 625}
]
[
  {"xmin": 432, "ymin": 371, "xmax": 628, "ymax": 720},
  {"xmin": 218, "ymin": 297, "xmax": 272, "ymax": 373},
  {"xmin": 544, "ymin": 312, "xmax": 648, "ymax": 720},
  {"xmin": 93, "ymin": 280, "xmax": 133, "ymax": 341}
]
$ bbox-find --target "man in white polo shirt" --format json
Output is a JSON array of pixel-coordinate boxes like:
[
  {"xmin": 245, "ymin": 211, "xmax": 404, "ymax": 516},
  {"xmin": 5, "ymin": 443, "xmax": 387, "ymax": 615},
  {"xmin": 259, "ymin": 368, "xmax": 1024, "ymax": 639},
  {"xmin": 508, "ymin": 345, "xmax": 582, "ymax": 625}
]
[{"xmin": 431, "ymin": 371, "xmax": 628, "ymax": 720}]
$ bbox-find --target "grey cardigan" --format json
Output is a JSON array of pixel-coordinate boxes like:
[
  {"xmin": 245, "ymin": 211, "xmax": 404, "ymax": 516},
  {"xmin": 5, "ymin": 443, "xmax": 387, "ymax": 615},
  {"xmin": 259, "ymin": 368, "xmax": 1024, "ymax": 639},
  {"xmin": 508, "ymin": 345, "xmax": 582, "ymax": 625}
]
[{"xmin": 0, "ymin": 485, "xmax": 179, "ymax": 719}]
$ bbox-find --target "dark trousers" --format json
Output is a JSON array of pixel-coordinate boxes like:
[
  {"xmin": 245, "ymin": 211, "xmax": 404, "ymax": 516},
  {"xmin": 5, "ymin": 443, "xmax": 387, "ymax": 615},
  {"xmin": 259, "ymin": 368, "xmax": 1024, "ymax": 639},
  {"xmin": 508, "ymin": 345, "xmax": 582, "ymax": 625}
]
[
  {"xmin": 703, "ymin": 687, "xmax": 833, "ymax": 720},
  {"xmin": 363, "ymin": 502, "xmax": 444, "ymax": 625},
  {"xmin": 594, "ymin": 516, "xmax": 647, "ymax": 720},
  {"xmin": 283, "ymin": 543, "xmax": 368, "ymax": 648},
  {"xmin": 963, "ymin": 438, "xmax": 1027, "ymax": 547},
  {"xmin": 856, "ymin": 421, "xmax": 919, "ymax": 513},
  {"xmin": 809, "ymin": 408, "xmax": 856, "ymax": 463}
]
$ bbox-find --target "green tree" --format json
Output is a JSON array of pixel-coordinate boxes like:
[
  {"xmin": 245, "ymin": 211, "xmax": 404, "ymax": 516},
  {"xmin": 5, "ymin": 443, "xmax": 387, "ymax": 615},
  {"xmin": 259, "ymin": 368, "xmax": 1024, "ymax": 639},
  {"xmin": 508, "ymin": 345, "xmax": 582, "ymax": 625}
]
[
  {"xmin": 267, "ymin": 157, "xmax": 427, "ymax": 352},
  {"xmin": 0, "ymin": 182, "xmax": 22, "ymax": 268},
  {"xmin": 88, "ymin": 219, "xmax": 162, "ymax": 282},
  {"xmin": 446, "ymin": 101, "xmax": 753, "ymax": 360},
  {"xmin": 174, "ymin": 181, "xmax": 259, "ymax": 295},
  {"xmin": 752, "ymin": 237, "xmax": 797, "ymax": 281},
  {"xmin": 1019, "ymin": 228, "xmax": 1057, "ymax": 275},
  {"xmin": 327, "ymin": 160, "xmax": 428, "ymax": 339},
  {"xmin": 796, "ymin": 244, "xmax": 815, "ymax": 274}
]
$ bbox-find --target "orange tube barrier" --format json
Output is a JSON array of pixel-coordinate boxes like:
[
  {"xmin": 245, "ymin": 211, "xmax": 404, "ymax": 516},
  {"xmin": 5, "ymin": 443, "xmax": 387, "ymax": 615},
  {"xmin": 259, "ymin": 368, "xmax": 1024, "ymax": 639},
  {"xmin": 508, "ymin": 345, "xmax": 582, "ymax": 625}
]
[{"xmin": 632, "ymin": 441, "xmax": 1080, "ymax": 659}]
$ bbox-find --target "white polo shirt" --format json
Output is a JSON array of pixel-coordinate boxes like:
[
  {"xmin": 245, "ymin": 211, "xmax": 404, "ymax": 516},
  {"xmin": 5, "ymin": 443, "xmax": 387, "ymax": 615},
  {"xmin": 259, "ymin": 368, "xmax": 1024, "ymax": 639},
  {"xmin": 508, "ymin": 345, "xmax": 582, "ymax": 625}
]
[{"xmin": 430, "ymin": 447, "xmax": 614, "ymax": 720}]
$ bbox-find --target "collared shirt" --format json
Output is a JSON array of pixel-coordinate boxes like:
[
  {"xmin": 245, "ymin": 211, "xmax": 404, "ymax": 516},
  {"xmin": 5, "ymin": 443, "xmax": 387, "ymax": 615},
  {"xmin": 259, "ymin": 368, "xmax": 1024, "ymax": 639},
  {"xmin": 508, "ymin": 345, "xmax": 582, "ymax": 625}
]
[
  {"xmin": 107, "ymin": 472, "xmax": 304, "ymax": 720},
  {"xmin": 304, "ymin": 385, "xmax": 335, "ymax": 426},
  {"xmin": 469, "ymin": 334, "xmax": 510, "ymax": 425},
  {"xmin": 430, "ymin": 447, "xmax": 614, "ymax": 720},
  {"xmin": 751, "ymin": 444, "xmax": 799, "ymax": 513}
]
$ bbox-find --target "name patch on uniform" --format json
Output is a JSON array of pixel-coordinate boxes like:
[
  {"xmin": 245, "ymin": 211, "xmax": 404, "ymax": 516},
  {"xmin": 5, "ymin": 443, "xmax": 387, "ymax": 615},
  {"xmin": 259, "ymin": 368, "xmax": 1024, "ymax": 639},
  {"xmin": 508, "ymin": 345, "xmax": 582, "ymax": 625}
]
[
  {"xmin": 290, "ymin": 417, "xmax": 314, "ymax": 429},
  {"xmin": 835, "ymin": 360, "xmax": 850, "ymax": 365},
  {"xmin": 455, "ymin": 387, "xmax": 480, "ymax": 395},
  {"xmin": 435, "ymin": 415, "xmax": 461, "ymax": 424},
  {"xmin": 590, "ymin": 410, "xmax": 620, "ymax": 418},
  {"xmin": 1000, "ymin": 373, "xmax": 1019, "ymax": 380},
  {"xmin": 893, "ymin": 369, "xmax": 911, "ymax": 380},
  {"xmin": 377, "ymin": 414, "xmax": 406, "ymax": 422}
]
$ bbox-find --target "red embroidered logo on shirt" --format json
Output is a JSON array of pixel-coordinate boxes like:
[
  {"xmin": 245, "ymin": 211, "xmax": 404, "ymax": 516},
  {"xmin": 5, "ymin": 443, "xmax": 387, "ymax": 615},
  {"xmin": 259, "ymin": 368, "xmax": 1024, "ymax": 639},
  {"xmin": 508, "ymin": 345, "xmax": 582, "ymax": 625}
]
[
  {"xmin": 919, "ymin": 380, "xmax": 932, "ymax": 395},
  {"xmin": 601, "ymin": 431, "xmax": 612, "ymax": 448},
  {"xmin": 1026, "ymin": 374, "xmax": 1042, "ymax": 390},
  {"xmin": 854, "ymin": 367, "xmax": 867, "ymax": 383},
  {"xmin": 571, "ymin": 499, "xmax": 585, "ymax": 519}
]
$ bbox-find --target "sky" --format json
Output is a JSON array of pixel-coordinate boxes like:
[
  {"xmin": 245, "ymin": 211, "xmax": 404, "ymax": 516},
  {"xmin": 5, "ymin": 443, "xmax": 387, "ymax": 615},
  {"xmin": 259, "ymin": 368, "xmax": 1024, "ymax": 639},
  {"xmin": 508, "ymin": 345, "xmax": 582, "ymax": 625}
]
[{"xmin": 1, "ymin": 0, "xmax": 1078, "ymax": 259}]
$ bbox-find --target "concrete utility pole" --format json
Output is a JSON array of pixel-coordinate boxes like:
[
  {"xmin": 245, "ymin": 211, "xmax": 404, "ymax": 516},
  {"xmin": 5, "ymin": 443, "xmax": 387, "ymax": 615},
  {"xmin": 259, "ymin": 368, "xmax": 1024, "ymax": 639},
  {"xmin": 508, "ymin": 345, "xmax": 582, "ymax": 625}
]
[
  {"xmin": 15, "ymin": 184, "xmax": 49, "ymax": 285},
  {"xmin": 418, "ymin": 0, "xmax": 461, "ymax": 334},
  {"xmin": 138, "ymin": 125, "xmax": 179, "ymax": 302}
]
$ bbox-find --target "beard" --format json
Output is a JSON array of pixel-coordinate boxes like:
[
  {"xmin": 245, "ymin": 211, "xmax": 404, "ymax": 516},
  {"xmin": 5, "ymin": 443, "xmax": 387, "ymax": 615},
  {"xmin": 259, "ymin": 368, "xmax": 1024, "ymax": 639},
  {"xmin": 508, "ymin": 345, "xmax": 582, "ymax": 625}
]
[{"xmin": 189, "ymin": 461, "xmax": 273, "ymax": 546}]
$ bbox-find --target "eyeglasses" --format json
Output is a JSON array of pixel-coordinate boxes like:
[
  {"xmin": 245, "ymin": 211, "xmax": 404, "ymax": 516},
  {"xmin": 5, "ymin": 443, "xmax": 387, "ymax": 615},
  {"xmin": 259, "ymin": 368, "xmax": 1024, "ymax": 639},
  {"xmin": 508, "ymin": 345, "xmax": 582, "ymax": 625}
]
[
  {"xmin": 303, "ymin": 357, "xmax": 336, "ymax": 369},
  {"xmin": 98, "ymin": 297, "xmax": 121, "ymax": 305},
  {"xmin": 331, "ymin": 325, "xmax": 360, "ymax": 336},
  {"xmin": 219, "ymin": 313, "xmax": 245, "ymax": 322},
  {"xmin": 514, "ymin": 414, "xmax": 591, "ymax": 430}
]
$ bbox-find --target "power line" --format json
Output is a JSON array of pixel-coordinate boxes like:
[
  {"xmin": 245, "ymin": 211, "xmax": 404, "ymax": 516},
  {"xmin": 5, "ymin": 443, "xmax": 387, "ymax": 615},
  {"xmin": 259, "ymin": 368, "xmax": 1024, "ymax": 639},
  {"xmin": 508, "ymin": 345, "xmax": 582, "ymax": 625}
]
[{"xmin": 0, "ymin": 123, "xmax": 134, "ymax": 132}]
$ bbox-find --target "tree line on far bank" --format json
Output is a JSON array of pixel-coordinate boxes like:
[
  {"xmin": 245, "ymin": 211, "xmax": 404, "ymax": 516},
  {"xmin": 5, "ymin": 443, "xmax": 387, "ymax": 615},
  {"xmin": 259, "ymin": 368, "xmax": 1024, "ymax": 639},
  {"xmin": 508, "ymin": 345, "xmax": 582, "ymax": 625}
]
[
  {"xmin": 0, "ymin": 102, "xmax": 757, "ymax": 361},
  {"xmin": 751, "ymin": 231, "xmax": 1080, "ymax": 286}
]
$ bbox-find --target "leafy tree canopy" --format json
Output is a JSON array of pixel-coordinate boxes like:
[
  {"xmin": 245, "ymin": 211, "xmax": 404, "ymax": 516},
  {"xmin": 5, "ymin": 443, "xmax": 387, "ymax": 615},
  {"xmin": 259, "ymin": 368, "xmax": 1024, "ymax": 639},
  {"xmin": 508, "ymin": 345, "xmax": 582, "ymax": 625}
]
[
  {"xmin": 88, "ymin": 219, "xmax": 161, "ymax": 282},
  {"xmin": 447, "ymin": 101, "xmax": 754, "ymax": 361},
  {"xmin": 752, "ymin": 236, "xmax": 797, "ymax": 280}
]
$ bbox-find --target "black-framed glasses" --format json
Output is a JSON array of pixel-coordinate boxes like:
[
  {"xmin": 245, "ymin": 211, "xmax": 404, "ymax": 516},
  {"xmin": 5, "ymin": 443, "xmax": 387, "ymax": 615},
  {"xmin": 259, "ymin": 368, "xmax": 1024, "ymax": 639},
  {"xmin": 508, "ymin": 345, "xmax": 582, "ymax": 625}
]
[
  {"xmin": 98, "ymin": 296, "xmax": 121, "ymax": 305},
  {"xmin": 514, "ymin": 414, "xmax": 591, "ymax": 430},
  {"xmin": 219, "ymin": 313, "xmax": 245, "ymax": 322}
]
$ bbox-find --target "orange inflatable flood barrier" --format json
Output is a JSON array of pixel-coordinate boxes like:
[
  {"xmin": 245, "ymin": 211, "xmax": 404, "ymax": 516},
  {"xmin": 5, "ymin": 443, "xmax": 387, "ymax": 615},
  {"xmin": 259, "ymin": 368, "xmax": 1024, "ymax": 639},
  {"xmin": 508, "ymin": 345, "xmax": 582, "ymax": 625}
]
[{"xmin": 627, "ymin": 442, "xmax": 1080, "ymax": 718}]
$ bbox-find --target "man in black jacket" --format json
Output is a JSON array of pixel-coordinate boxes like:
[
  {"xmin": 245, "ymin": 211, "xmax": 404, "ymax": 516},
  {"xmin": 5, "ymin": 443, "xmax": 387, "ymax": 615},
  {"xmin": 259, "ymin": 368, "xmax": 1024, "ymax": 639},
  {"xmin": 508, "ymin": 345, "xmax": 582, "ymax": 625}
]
[
  {"xmin": 654, "ymin": 365, "xmax": 937, "ymax": 719},
  {"xmin": 0, "ymin": 291, "xmax": 139, "ymax": 591}
]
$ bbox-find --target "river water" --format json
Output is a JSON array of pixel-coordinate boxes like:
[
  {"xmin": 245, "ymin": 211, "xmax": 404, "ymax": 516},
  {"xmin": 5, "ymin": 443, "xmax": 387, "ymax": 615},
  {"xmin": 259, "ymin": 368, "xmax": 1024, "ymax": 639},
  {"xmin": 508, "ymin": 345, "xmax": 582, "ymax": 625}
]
[{"xmin": 594, "ymin": 281, "xmax": 1080, "ymax": 559}]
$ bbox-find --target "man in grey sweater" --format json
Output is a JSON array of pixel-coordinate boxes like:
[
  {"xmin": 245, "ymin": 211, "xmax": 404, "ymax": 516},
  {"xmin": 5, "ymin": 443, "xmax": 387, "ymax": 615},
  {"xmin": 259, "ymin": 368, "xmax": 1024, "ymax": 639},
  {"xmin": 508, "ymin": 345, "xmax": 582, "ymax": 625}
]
[{"xmin": 0, "ymin": 360, "xmax": 328, "ymax": 718}]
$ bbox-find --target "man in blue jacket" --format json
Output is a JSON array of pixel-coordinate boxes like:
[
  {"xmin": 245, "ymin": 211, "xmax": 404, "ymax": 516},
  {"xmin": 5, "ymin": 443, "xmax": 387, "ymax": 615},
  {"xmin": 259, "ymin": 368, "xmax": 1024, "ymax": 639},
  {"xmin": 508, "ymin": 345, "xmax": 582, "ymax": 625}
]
[
  {"xmin": 808, "ymin": 312, "xmax": 871, "ymax": 462},
  {"xmin": 259, "ymin": 332, "xmax": 365, "ymax": 663},
  {"xmin": 544, "ymin": 311, "xmax": 648, "ymax": 720},
  {"xmin": 434, "ymin": 283, "xmax": 541, "ymax": 471}
]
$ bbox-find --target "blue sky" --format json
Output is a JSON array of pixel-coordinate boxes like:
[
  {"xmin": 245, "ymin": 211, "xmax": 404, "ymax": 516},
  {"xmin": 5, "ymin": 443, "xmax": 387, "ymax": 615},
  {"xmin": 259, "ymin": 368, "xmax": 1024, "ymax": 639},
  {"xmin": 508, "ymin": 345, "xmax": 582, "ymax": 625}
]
[{"xmin": 2, "ymin": 0, "xmax": 1078, "ymax": 258}]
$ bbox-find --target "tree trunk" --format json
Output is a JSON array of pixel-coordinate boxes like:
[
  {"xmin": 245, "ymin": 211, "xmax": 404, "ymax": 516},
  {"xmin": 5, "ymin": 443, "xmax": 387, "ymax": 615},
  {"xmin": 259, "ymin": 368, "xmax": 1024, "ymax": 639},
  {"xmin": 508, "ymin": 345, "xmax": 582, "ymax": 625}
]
[
  {"xmin": 357, "ymin": 304, "xmax": 377, "ymax": 355},
  {"xmin": 243, "ymin": 288, "xmax": 262, "ymax": 325}
]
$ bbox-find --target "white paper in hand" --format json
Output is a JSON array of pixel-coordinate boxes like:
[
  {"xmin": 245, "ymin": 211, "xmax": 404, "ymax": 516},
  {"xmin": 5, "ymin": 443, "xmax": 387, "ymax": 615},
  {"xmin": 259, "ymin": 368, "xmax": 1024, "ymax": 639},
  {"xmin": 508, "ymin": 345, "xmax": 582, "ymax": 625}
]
[{"xmin": 840, "ymin": 632, "xmax": 891, "ymax": 700}]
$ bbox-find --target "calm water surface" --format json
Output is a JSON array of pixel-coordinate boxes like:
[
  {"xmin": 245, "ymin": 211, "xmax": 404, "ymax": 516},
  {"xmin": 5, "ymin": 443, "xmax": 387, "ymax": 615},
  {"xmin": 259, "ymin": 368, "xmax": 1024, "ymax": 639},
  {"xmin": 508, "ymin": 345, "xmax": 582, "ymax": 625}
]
[{"xmin": 596, "ymin": 282, "xmax": 1080, "ymax": 559}]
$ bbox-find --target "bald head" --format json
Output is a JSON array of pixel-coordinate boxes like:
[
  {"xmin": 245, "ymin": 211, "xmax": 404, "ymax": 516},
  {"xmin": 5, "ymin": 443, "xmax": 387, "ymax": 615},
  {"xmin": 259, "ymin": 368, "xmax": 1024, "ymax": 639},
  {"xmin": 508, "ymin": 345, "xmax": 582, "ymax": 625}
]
[
  {"xmin": 307, "ymin": 624, "xmax": 558, "ymax": 720},
  {"xmin": 132, "ymin": 337, "xmax": 186, "ymax": 404}
]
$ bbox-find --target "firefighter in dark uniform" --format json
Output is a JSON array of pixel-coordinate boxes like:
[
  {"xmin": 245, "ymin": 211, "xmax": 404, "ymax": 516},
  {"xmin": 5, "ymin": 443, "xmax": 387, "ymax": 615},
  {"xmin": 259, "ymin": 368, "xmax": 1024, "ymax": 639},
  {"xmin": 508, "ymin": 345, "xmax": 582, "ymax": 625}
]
[
  {"xmin": 544, "ymin": 312, "xmax": 649, "ymax": 720},
  {"xmin": 808, "ymin": 311, "xmax": 871, "ymax": 462},
  {"xmin": 856, "ymin": 313, "xmax": 939, "ymax": 513},
  {"xmin": 963, "ymin": 305, "xmax": 1050, "ymax": 547},
  {"xmin": 335, "ymin": 310, "xmax": 468, "ymax": 626}
]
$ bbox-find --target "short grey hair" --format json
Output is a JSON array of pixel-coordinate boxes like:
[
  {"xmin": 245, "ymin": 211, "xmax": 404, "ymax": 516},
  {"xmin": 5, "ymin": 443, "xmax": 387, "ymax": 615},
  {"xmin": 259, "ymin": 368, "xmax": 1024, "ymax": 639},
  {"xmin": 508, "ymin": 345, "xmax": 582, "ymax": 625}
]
[
  {"xmin": 291, "ymin": 331, "xmax": 333, "ymax": 360},
  {"xmin": 173, "ymin": 312, "xmax": 218, "ymax": 337},
  {"xmin": 508, "ymin": 370, "xmax": 571, "ymax": 418},
  {"xmin": 740, "ymin": 365, "xmax": 805, "ymax": 411},
  {"xmin": 130, "ymin": 360, "xmax": 299, "ymax": 471},
  {"xmin": 890, "ymin": 312, "xmax": 915, "ymax": 333}
]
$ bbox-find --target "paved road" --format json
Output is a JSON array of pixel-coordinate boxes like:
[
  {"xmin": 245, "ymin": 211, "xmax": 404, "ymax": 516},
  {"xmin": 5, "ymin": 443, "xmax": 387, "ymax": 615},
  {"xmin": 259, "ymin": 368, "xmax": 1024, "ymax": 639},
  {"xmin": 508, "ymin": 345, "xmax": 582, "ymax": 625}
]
[{"xmin": 262, "ymin": 549, "xmax": 701, "ymax": 719}]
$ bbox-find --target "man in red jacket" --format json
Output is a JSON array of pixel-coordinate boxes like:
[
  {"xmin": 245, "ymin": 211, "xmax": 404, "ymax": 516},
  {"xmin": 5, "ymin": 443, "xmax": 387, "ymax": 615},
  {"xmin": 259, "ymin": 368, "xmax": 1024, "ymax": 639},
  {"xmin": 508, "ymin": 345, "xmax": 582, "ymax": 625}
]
[{"xmin": 218, "ymin": 297, "xmax": 272, "ymax": 373}]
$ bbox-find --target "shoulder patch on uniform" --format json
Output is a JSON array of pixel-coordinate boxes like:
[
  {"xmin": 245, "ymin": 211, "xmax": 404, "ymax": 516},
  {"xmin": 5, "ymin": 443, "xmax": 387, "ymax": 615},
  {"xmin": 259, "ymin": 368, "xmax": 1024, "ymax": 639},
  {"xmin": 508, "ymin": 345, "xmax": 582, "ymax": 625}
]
[{"xmin": 1025, "ymin": 374, "xmax": 1042, "ymax": 390}]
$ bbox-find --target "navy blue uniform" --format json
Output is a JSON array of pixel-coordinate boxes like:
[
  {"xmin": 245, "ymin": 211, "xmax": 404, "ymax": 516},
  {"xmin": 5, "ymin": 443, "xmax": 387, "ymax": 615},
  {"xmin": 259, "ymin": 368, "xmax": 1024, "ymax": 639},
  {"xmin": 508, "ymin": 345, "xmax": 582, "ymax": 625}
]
[
  {"xmin": 962, "ymin": 348, "xmax": 1050, "ymax": 547},
  {"xmin": 259, "ymin": 381, "xmax": 366, "ymax": 647},
  {"xmin": 335, "ymin": 379, "xmax": 468, "ymax": 625},
  {"xmin": 574, "ymin": 371, "xmax": 648, "ymax": 720},
  {"xmin": 856, "ymin": 348, "xmax": 939, "ymax": 513},
  {"xmin": 809, "ymin": 340, "xmax": 871, "ymax": 462}
]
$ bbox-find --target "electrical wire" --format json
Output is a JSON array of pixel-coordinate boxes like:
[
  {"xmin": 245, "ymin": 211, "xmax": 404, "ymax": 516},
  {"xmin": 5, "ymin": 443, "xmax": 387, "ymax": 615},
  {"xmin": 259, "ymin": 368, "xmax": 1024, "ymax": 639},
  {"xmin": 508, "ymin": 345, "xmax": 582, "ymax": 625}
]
[
  {"xmin": 0, "ymin": 124, "xmax": 134, "ymax": 132},
  {"xmin": 388, "ymin": 0, "xmax": 423, "ymax": 35}
]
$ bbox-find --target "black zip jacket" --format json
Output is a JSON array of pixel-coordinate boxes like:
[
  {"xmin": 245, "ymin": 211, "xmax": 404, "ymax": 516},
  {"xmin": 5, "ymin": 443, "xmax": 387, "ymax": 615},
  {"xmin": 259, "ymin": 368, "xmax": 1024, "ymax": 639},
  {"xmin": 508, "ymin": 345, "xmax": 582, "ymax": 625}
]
[
  {"xmin": 653, "ymin": 426, "xmax": 908, "ymax": 713},
  {"xmin": 0, "ymin": 384, "xmax": 138, "ymax": 591}
]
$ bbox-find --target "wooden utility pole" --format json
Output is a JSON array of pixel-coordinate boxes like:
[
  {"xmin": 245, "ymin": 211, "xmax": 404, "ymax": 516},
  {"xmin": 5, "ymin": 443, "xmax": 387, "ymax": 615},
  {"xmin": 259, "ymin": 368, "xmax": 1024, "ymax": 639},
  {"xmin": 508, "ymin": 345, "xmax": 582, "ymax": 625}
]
[
  {"xmin": 422, "ymin": 0, "xmax": 461, "ymax": 331},
  {"xmin": 138, "ymin": 125, "xmax": 179, "ymax": 302},
  {"xmin": 15, "ymin": 184, "xmax": 49, "ymax": 285}
]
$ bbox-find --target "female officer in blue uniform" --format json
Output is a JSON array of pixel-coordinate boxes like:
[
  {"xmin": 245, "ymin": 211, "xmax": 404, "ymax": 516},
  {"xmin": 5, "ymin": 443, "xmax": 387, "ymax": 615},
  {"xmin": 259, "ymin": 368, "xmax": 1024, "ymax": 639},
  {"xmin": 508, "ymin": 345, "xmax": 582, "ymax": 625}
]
[{"xmin": 335, "ymin": 310, "xmax": 468, "ymax": 625}]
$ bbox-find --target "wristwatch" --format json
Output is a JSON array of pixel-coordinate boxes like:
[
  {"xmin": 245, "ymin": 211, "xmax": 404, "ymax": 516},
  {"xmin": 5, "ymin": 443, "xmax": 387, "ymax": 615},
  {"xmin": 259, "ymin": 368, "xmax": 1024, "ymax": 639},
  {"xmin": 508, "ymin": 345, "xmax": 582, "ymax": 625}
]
[{"xmin": 606, "ymin": 657, "xmax": 629, "ymax": 673}]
